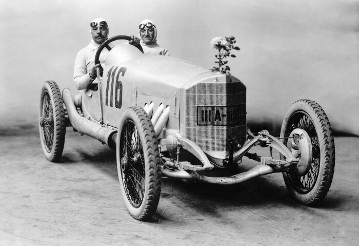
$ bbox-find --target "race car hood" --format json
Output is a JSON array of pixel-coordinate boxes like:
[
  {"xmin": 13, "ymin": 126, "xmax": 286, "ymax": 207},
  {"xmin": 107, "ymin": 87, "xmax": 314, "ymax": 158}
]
[
  {"xmin": 102, "ymin": 43, "xmax": 243, "ymax": 138},
  {"xmin": 105, "ymin": 44, "xmax": 216, "ymax": 90}
]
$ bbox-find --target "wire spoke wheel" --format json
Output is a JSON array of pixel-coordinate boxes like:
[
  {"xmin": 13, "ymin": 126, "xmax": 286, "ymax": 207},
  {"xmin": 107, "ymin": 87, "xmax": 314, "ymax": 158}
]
[
  {"xmin": 39, "ymin": 81, "xmax": 66, "ymax": 162},
  {"xmin": 280, "ymin": 99, "xmax": 335, "ymax": 206},
  {"xmin": 120, "ymin": 120, "xmax": 146, "ymax": 207},
  {"xmin": 117, "ymin": 106, "xmax": 161, "ymax": 221},
  {"xmin": 41, "ymin": 93, "xmax": 55, "ymax": 152}
]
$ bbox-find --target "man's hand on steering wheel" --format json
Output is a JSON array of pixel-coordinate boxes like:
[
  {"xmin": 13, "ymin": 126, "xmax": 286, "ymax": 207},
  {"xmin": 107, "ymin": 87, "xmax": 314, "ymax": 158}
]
[
  {"xmin": 129, "ymin": 35, "xmax": 141, "ymax": 46},
  {"xmin": 89, "ymin": 64, "xmax": 103, "ymax": 80}
]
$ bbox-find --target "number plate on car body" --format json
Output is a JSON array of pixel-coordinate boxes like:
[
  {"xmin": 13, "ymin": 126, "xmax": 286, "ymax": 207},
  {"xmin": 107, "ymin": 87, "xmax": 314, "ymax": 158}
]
[{"xmin": 197, "ymin": 106, "xmax": 242, "ymax": 126}]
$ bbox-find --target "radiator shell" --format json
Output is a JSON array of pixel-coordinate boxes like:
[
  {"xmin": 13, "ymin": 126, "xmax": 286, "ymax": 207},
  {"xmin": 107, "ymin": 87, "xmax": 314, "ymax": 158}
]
[{"xmin": 182, "ymin": 74, "xmax": 246, "ymax": 154}]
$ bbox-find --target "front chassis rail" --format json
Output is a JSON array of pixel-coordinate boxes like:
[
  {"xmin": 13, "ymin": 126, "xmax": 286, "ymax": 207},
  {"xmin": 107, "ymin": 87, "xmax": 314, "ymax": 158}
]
[{"xmin": 161, "ymin": 130, "xmax": 299, "ymax": 185}]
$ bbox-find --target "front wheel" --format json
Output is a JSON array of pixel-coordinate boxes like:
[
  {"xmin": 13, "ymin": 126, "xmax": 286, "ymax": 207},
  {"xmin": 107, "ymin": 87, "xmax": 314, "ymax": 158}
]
[
  {"xmin": 280, "ymin": 99, "xmax": 335, "ymax": 206},
  {"xmin": 39, "ymin": 81, "xmax": 66, "ymax": 162},
  {"xmin": 116, "ymin": 106, "xmax": 161, "ymax": 221}
]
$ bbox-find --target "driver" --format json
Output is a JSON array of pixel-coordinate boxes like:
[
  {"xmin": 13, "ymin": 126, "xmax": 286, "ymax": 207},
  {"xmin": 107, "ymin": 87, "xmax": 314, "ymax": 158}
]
[
  {"xmin": 139, "ymin": 19, "xmax": 170, "ymax": 56},
  {"xmin": 73, "ymin": 18, "xmax": 112, "ymax": 90}
]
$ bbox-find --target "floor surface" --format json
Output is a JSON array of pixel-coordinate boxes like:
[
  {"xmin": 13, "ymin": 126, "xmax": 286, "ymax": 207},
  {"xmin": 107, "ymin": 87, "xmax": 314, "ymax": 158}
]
[{"xmin": 0, "ymin": 131, "xmax": 358, "ymax": 246}]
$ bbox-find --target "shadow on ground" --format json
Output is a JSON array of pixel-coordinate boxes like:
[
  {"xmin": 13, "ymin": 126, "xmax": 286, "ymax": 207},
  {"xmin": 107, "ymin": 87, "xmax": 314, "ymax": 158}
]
[{"xmin": 58, "ymin": 141, "xmax": 347, "ymax": 222}]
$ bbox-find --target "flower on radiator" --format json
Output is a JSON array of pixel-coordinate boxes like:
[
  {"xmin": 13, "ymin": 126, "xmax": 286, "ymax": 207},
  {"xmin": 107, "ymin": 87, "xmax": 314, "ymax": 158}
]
[{"xmin": 211, "ymin": 36, "xmax": 240, "ymax": 73}]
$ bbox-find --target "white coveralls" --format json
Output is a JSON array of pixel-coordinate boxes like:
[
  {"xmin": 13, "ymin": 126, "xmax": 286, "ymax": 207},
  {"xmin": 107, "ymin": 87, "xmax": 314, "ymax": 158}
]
[{"xmin": 73, "ymin": 39, "xmax": 112, "ymax": 90}]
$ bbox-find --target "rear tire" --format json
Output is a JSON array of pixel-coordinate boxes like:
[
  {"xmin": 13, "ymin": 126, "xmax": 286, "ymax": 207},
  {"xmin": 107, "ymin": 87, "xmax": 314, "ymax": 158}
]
[
  {"xmin": 280, "ymin": 99, "xmax": 335, "ymax": 206},
  {"xmin": 117, "ymin": 106, "xmax": 161, "ymax": 221},
  {"xmin": 39, "ymin": 81, "xmax": 66, "ymax": 162}
]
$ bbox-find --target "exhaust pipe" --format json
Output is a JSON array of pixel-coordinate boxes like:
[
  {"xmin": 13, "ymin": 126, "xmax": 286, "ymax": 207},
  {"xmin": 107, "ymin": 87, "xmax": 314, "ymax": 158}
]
[
  {"xmin": 151, "ymin": 103, "xmax": 163, "ymax": 126},
  {"xmin": 154, "ymin": 106, "xmax": 169, "ymax": 136},
  {"xmin": 144, "ymin": 102, "xmax": 154, "ymax": 118},
  {"xmin": 62, "ymin": 89, "xmax": 116, "ymax": 147},
  {"xmin": 145, "ymin": 103, "xmax": 170, "ymax": 136}
]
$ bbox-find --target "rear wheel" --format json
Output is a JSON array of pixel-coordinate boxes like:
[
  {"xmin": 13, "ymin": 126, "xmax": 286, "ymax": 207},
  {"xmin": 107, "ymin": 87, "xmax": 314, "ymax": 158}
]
[
  {"xmin": 280, "ymin": 99, "xmax": 335, "ymax": 206},
  {"xmin": 117, "ymin": 106, "xmax": 161, "ymax": 221},
  {"xmin": 39, "ymin": 81, "xmax": 66, "ymax": 162}
]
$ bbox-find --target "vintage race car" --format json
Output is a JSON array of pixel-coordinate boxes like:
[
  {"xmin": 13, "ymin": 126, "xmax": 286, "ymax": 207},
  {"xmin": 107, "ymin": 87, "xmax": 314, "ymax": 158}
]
[{"xmin": 39, "ymin": 35, "xmax": 335, "ymax": 221}]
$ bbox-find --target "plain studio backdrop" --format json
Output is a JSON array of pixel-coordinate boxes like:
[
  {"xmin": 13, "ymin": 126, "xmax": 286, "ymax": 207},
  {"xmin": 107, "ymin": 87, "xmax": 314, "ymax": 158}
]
[{"xmin": 0, "ymin": 0, "xmax": 358, "ymax": 135}]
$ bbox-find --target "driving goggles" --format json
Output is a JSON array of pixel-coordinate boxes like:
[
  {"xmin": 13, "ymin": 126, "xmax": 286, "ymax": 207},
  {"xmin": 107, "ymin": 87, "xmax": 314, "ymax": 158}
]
[
  {"xmin": 90, "ymin": 21, "xmax": 108, "ymax": 28},
  {"xmin": 139, "ymin": 22, "xmax": 156, "ymax": 30}
]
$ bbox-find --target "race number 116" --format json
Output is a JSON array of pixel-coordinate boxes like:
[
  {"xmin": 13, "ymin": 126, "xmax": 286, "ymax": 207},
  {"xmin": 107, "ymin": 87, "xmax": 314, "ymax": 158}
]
[{"xmin": 105, "ymin": 66, "xmax": 127, "ymax": 108}]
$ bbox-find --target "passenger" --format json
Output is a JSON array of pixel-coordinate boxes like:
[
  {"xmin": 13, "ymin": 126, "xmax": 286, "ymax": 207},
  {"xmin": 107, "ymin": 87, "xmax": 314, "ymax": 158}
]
[
  {"xmin": 73, "ymin": 18, "xmax": 112, "ymax": 90},
  {"xmin": 138, "ymin": 19, "xmax": 170, "ymax": 56}
]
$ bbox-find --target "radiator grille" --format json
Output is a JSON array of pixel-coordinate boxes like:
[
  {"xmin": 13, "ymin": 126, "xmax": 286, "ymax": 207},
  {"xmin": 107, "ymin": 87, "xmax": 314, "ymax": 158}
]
[{"xmin": 185, "ymin": 81, "xmax": 246, "ymax": 152}]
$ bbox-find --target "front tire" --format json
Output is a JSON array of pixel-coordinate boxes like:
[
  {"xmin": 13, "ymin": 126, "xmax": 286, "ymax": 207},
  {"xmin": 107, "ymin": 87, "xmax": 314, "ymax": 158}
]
[
  {"xmin": 39, "ymin": 81, "xmax": 66, "ymax": 162},
  {"xmin": 280, "ymin": 99, "xmax": 335, "ymax": 206},
  {"xmin": 117, "ymin": 106, "xmax": 161, "ymax": 221}
]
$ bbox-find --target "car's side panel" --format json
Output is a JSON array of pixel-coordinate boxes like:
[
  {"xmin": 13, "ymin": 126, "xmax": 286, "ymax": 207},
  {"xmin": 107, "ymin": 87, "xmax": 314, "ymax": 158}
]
[
  {"xmin": 99, "ymin": 45, "xmax": 210, "ymax": 131},
  {"xmin": 81, "ymin": 88, "xmax": 102, "ymax": 122},
  {"xmin": 101, "ymin": 65, "xmax": 131, "ymax": 127},
  {"xmin": 100, "ymin": 62, "xmax": 180, "ymax": 130}
]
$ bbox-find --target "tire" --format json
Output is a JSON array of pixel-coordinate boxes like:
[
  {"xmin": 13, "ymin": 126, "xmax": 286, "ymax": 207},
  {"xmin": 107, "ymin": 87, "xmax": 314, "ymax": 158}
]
[
  {"xmin": 280, "ymin": 99, "xmax": 335, "ymax": 206},
  {"xmin": 116, "ymin": 106, "xmax": 161, "ymax": 221},
  {"xmin": 39, "ymin": 81, "xmax": 66, "ymax": 162}
]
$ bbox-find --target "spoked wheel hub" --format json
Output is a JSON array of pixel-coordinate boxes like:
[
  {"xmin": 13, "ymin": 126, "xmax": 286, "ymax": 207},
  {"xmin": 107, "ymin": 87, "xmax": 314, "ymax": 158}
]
[
  {"xmin": 284, "ymin": 111, "xmax": 321, "ymax": 194},
  {"xmin": 120, "ymin": 120, "xmax": 146, "ymax": 208},
  {"xmin": 40, "ymin": 93, "xmax": 55, "ymax": 153},
  {"xmin": 287, "ymin": 128, "xmax": 312, "ymax": 176}
]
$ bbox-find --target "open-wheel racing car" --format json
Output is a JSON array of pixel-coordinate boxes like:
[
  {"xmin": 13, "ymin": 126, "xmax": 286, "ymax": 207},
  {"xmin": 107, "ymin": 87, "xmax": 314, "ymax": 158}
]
[{"xmin": 39, "ymin": 35, "xmax": 335, "ymax": 221}]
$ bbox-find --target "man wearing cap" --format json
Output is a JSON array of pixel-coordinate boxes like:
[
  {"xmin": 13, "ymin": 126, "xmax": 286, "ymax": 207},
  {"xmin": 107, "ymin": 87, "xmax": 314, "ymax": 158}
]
[
  {"xmin": 139, "ymin": 19, "xmax": 170, "ymax": 56},
  {"xmin": 73, "ymin": 18, "xmax": 112, "ymax": 90}
]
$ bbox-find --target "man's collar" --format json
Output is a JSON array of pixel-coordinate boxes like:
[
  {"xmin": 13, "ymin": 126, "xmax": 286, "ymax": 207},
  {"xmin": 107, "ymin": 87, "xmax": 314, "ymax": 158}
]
[
  {"xmin": 140, "ymin": 40, "xmax": 157, "ymax": 47},
  {"xmin": 88, "ymin": 39, "xmax": 100, "ymax": 51}
]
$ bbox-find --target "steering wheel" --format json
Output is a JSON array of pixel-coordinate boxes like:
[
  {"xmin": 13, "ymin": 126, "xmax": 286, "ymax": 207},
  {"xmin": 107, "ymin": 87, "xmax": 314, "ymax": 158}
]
[{"xmin": 94, "ymin": 35, "xmax": 143, "ymax": 65}]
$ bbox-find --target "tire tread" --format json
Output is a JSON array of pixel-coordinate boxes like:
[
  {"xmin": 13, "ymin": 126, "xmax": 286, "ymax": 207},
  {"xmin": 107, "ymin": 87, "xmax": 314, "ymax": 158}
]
[
  {"xmin": 118, "ymin": 106, "xmax": 161, "ymax": 221},
  {"xmin": 39, "ymin": 81, "xmax": 66, "ymax": 162},
  {"xmin": 281, "ymin": 99, "xmax": 335, "ymax": 206}
]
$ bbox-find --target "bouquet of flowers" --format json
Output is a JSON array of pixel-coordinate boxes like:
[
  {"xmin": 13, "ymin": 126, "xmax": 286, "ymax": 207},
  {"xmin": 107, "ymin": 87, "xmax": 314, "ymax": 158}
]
[{"xmin": 211, "ymin": 36, "xmax": 240, "ymax": 73}]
